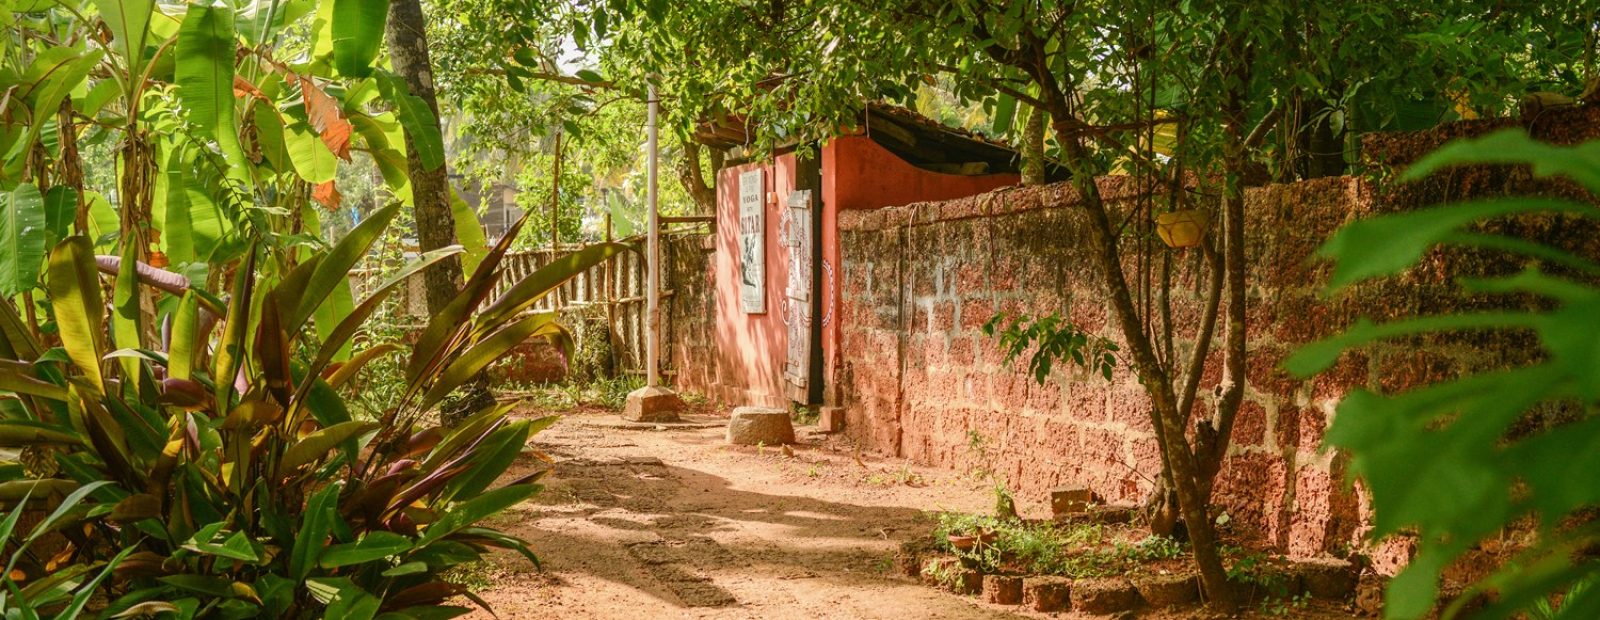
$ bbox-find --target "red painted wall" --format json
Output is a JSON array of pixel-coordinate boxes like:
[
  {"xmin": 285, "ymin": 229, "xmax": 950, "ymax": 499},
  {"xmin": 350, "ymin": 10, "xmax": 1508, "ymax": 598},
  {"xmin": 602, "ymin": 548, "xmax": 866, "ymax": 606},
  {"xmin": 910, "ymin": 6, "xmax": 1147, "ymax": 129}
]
[
  {"xmin": 823, "ymin": 136, "xmax": 1021, "ymax": 212},
  {"xmin": 710, "ymin": 136, "xmax": 1019, "ymax": 407},
  {"xmin": 713, "ymin": 155, "xmax": 796, "ymax": 406}
]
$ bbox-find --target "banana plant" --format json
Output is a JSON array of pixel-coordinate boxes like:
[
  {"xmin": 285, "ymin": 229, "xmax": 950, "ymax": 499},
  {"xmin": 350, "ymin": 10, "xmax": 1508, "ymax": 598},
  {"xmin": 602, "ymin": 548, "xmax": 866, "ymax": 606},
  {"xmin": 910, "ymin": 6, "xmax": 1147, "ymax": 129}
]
[
  {"xmin": 0, "ymin": 0, "xmax": 479, "ymax": 361},
  {"xmin": 0, "ymin": 200, "xmax": 628, "ymax": 618}
]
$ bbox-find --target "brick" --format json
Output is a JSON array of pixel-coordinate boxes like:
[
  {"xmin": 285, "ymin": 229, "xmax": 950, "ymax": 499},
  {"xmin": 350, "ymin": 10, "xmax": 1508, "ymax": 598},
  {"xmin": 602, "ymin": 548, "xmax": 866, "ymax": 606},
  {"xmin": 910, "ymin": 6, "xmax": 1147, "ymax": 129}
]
[
  {"xmin": 1071, "ymin": 577, "xmax": 1140, "ymax": 614},
  {"xmin": 947, "ymin": 337, "xmax": 975, "ymax": 366},
  {"xmin": 1246, "ymin": 346, "xmax": 1300, "ymax": 396},
  {"xmin": 1022, "ymin": 576, "xmax": 1072, "ymax": 612},
  {"xmin": 1050, "ymin": 486, "xmax": 1094, "ymax": 517},
  {"xmin": 1296, "ymin": 557, "xmax": 1359, "ymax": 600},
  {"xmin": 1299, "ymin": 406, "xmax": 1328, "ymax": 451},
  {"xmin": 1134, "ymin": 573, "xmax": 1199, "ymax": 607},
  {"xmin": 982, "ymin": 575, "xmax": 1023, "ymax": 605},
  {"xmin": 1230, "ymin": 400, "xmax": 1268, "ymax": 447}
]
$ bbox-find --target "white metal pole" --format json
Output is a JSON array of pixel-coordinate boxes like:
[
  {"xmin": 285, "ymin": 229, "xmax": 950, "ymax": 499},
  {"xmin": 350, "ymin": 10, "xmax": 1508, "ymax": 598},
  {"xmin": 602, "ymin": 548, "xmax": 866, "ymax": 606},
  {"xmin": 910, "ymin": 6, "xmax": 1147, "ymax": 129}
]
[{"xmin": 645, "ymin": 83, "xmax": 661, "ymax": 388}]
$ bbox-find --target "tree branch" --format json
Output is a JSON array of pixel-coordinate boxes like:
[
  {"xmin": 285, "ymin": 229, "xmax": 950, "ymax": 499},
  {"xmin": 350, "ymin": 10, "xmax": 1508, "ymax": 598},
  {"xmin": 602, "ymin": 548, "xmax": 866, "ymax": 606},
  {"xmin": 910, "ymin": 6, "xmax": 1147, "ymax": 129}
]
[{"xmin": 462, "ymin": 67, "xmax": 616, "ymax": 89}]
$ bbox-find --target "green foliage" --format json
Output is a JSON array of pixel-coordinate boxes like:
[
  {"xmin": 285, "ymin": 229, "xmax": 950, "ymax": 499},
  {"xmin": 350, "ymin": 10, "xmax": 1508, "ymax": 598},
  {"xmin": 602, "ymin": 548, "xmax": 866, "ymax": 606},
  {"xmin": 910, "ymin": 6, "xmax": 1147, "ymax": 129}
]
[
  {"xmin": 175, "ymin": 3, "xmax": 247, "ymax": 179},
  {"xmin": 983, "ymin": 313, "xmax": 1120, "ymax": 384},
  {"xmin": 0, "ymin": 184, "xmax": 45, "ymax": 296},
  {"xmin": 0, "ymin": 206, "xmax": 625, "ymax": 616},
  {"xmin": 929, "ymin": 511, "xmax": 1184, "ymax": 579},
  {"xmin": 332, "ymin": 0, "xmax": 390, "ymax": 78},
  {"xmin": 1289, "ymin": 129, "xmax": 1600, "ymax": 619}
]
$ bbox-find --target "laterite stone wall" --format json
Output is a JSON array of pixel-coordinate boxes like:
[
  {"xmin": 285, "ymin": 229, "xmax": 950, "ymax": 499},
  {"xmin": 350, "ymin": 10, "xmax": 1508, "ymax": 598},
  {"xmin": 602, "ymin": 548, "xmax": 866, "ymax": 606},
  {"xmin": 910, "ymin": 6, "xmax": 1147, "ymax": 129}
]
[
  {"xmin": 836, "ymin": 177, "xmax": 1373, "ymax": 560},
  {"xmin": 834, "ymin": 105, "xmax": 1600, "ymax": 565}
]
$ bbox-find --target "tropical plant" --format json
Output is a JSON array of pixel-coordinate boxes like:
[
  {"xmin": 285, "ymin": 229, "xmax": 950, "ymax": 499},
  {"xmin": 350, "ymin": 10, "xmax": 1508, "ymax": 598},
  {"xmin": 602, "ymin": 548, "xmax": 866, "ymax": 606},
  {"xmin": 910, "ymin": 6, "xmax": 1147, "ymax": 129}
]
[
  {"xmin": 1287, "ymin": 129, "xmax": 1600, "ymax": 619},
  {"xmin": 0, "ymin": 0, "xmax": 481, "ymax": 354},
  {"xmin": 0, "ymin": 203, "xmax": 625, "ymax": 617}
]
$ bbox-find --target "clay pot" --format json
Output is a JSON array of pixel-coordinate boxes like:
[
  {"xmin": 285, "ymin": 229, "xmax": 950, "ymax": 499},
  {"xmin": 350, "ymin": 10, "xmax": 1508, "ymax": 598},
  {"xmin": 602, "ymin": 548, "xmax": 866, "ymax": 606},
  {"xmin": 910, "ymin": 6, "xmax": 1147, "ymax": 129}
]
[
  {"xmin": 947, "ymin": 530, "xmax": 998, "ymax": 551},
  {"xmin": 1156, "ymin": 209, "xmax": 1208, "ymax": 248}
]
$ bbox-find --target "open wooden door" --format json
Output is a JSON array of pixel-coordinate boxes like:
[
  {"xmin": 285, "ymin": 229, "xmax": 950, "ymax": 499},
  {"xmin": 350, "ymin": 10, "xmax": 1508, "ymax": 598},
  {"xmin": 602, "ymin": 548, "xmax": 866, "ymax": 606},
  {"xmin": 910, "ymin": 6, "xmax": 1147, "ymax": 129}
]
[{"xmin": 782, "ymin": 188, "xmax": 814, "ymax": 402}]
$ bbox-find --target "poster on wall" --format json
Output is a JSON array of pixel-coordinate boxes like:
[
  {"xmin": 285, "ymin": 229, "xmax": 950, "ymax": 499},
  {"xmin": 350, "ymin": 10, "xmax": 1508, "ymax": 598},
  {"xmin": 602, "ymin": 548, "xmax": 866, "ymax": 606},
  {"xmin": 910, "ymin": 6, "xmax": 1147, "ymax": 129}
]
[{"xmin": 738, "ymin": 169, "xmax": 766, "ymax": 313}]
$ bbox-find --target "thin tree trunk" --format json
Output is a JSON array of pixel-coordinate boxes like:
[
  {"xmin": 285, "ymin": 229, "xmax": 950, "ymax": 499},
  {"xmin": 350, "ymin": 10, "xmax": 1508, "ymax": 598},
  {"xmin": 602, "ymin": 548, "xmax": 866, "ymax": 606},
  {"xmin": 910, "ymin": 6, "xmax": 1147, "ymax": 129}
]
[
  {"xmin": 58, "ymin": 99, "xmax": 87, "ymax": 235},
  {"xmin": 386, "ymin": 0, "xmax": 462, "ymax": 315},
  {"xmin": 550, "ymin": 129, "xmax": 563, "ymax": 252},
  {"xmin": 1021, "ymin": 105, "xmax": 1047, "ymax": 185},
  {"xmin": 386, "ymin": 0, "xmax": 493, "ymax": 425},
  {"xmin": 1071, "ymin": 166, "xmax": 1233, "ymax": 609},
  {"xmin": 1026, "ymin": 51, "xmax": 1237, "ymax": 610},
  {"xmin": 1196, "ymin": 42, "xmax": 1277, "ymax": 496}
]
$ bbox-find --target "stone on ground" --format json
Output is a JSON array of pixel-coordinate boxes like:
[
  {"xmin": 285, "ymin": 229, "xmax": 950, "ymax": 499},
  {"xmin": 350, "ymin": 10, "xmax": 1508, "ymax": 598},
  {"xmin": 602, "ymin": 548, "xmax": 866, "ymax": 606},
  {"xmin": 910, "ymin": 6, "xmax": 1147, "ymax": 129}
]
[
  {"xmin": 982, "ymin": 575, "xmax": 1023, "ymax": 605},
  {"xmin": 818, "ymin": 405, "xmax": 845, "ymax": 432},
  {"xmin": 622, "ymin": 385, "xmax": 684, "ymax": 423},
  {"xmin": 952, "ymin": 569, "xmax": 982, "ymax": 595},
  {"xmin": 1050, "ymin": 485, "xmax": 1093, "ymax": 517},
  {"xmin": 1296, "ymin": 557, "xmax": 1358, "ymax": 600},
  {"xmin": 1071, "ymin": 577, "xmax": 1141, "ymax": 614},
  {"xmin": 1134, "ymin": 573, "xmax": 1200, "ymax": 607},
  {"xmin": 1022, "ymin": 576, "xmax": 1072, "ymax": 612},
  {"xmin": 893, "ymin": 539, "xmax": 937, "ymax": 578},
  {"xmin": 725, "ymin": 406, "xmax": 795, "ymax": 445}
]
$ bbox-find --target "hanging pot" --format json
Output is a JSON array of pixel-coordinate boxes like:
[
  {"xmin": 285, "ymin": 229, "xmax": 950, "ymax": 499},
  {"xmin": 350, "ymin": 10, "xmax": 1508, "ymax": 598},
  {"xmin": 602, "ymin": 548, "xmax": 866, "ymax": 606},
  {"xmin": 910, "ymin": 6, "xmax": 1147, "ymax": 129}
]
[{"xmin": 1156, "ymin": 209, "xmax": 1208, "ymax": 248}]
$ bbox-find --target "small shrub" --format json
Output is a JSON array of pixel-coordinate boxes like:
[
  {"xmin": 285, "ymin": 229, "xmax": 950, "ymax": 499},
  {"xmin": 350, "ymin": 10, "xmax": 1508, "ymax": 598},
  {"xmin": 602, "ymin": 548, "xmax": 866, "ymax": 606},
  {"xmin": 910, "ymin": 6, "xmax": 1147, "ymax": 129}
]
[{"xmin": 592, "ymin": 375, "xmax": 644, "ymax": 410}]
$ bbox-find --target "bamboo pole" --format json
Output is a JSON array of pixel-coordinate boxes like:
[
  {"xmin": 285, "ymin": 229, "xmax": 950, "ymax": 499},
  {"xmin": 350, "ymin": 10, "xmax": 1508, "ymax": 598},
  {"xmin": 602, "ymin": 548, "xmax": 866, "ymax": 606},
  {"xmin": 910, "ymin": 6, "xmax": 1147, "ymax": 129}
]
[
  {"xmin": 646, "ymin": 84, "xmax": 661, "ymax": 388},
  {"xmin": 550, "ymin": 128, "xmax": 564, "ymax": 310}
]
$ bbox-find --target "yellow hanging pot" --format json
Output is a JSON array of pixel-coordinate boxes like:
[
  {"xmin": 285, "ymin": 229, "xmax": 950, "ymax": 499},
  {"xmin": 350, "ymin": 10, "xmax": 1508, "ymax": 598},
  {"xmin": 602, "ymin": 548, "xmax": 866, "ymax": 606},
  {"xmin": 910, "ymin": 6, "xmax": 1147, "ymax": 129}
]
[{"xmin": 1156, "ymin": 209, "xmax": 1208, "ymax": 249}]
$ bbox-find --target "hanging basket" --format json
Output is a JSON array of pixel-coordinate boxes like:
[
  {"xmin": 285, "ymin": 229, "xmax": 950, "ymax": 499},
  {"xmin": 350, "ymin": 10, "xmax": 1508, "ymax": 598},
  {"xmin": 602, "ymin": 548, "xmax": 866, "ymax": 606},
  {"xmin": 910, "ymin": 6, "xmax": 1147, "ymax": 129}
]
[{"xmin": 1156, "ymin": 209, "xmax": 1208, "ymax": 248}]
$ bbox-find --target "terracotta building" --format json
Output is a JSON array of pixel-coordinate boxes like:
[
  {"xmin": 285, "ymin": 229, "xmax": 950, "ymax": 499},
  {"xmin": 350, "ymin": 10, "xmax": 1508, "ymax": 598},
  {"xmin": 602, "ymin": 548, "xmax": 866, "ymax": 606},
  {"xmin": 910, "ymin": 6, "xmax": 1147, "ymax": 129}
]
[{"xmin": 691, "ymin": 105, "xmax": 1041, "ymax": 410}]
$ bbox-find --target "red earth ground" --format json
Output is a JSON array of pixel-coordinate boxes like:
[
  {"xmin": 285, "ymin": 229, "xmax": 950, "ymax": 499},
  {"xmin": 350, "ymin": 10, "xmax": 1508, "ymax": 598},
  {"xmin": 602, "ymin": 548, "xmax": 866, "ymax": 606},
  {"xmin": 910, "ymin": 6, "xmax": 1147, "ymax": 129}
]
[{"xmin": 464, "ymin": 404, "xmax": 1360, "ymax": 619}]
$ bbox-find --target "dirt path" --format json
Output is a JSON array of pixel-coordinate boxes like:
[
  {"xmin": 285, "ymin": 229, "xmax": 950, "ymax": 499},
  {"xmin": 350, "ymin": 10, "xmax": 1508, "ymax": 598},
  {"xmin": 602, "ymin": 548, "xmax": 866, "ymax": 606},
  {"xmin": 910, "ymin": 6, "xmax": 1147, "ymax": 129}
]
[{"xmin": 467, "ymin": 407, "xmax": 1037, "ymax": 619}]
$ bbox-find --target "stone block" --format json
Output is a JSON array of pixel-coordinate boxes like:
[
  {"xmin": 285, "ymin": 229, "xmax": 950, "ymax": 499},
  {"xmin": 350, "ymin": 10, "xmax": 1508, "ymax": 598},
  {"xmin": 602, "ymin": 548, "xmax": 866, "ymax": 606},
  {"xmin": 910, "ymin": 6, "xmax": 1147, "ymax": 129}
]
[
  {"xmin": 622, "ymin": 385, "xmax": 684, "ymax": 423},
  {"xmin": 1058, "ymin": 504, "xmax": 1138, "ymax": 525},
  {"xmin": 726, "ymin": 406, "xmax": 796, "ymax": 445},
  {"xmin": 893, "ymin": 539, "xmax": 936, "ymax": 578},
  {"xmin": 1050, "ymin": 486, "xmax": 1094, "ymax": 518},
  {"xmin": 1022, "ymin": 576, "xmax": 1072, "ymax": 612},
  {"xmin": 922, "ymin": 557, "xmax": 981, "ymax": 595},
  {"xmin": 1296, "ymin": 557, "xmax": 1358, "ymax": 600},
  {"xmin": 953, "ymin": 569, "xmax": 983, "ymax": 595},
  {"xmin": 920, "ymin": 556, "xmax": 958, "ymax": 586},
  {"xmin": 818, "ymin": 406, "xmax": 845, "ymax": 432},
  {"xmin": 1134, "ymin": 573, "xmax": 1199, "ymax": 607},
  {"xmin": 1071, "ymin": 578, "xmax": 1141, "ymax": 614},
  {"xmin": 982, "ymin": 575, "xmax": 1023, "ymax": 605}
]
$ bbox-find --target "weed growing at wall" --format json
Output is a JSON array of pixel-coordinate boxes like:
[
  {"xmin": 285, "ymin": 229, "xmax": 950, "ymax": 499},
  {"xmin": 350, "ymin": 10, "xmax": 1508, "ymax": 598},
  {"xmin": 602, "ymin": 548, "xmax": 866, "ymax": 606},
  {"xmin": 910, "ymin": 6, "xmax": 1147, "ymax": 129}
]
[{"xmin": 983, "ymin": 313, "xmax": 1121, "ymax": 383}]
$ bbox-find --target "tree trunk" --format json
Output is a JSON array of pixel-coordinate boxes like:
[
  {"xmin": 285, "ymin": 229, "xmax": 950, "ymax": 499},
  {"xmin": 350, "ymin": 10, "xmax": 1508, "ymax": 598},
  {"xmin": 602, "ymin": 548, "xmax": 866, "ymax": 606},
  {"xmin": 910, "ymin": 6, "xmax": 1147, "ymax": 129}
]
[
  {"xmin": 386, "ymin": 0, "xmax": 462, "ymax": 315},
  {"xmin": 58, "ymin": 99, "xmax": 87, "ymax": 235},
  {"xmin": 677, "ymin": 138, "xmax": 717, "ymax": 213},
  {"xmin": 1027, "ymin": 59, "xmax": 1237, "ymax": 610},
  {"xmin": 386, "ymin": 0, "xmax": 494, "ymax": 425},
  {"xmin": 1071, "ymin": 169, "xmax": 1233, "ymax": 610},
  {"xmin": 550, "ymin": 129, "xmax": 563, "ymax": 252},
  {"xmin": 1194, "ymin": 34, "xmax": 1260, "ymax": 499},
  {"xmin": 1021, "ymin": 105, "xmax": 1047, "ymax": 185},
  {"xmin": 1293, "ymin": 94, "xmax": 1345, "ymax": 179}
]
